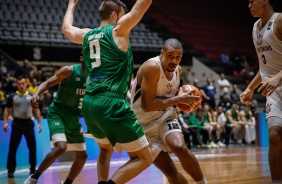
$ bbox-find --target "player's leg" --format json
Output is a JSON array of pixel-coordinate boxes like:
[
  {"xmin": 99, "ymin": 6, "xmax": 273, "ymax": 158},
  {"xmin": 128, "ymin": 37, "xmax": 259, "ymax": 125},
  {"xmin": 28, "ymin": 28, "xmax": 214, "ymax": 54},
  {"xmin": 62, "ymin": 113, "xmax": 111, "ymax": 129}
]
[
  {"xmin": 110, "ymin": 145, "xmax": 152, "ymax": 184},
  {"xmin": 82, "ymin": 95, "xmax": 152, "ymax": 184},
  {"xmin": 86, "ymin": 133, "xmax": 114, "ymax": 183},
  {"xmin": 153, "ymin": 151, "xmax": 188, "ymax": 184},
  {"xmin": 161, "ymin": 119, "xmax": 207, "ymax": 183},
  {"xmin": 97, "ymin": 142, "xmax": 114, "ymax": 182},
  {"xmin": 24, "ymin": 108, "xmax": 67, "ymax": 183},
  {"xmin": 63, "ymin": 118, "xmax": 88, "ymax": 183},
  {"xmin": 165, "ymin": 131, "xmax": 206, "ymax": 183},
  {"xmin": 64, "ymin": 150, "xmax": 87, "ymax": 183},
  {"xmin": 267, "ymin": 117, "xmax": 282, "ymax": 181}
]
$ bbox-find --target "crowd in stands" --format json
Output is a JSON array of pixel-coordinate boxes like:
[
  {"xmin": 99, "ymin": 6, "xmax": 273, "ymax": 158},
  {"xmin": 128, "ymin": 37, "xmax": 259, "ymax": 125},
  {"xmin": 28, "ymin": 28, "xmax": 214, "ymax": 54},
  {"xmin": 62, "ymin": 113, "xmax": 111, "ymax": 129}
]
[
  {"xmin": 178, "ymin": 76, "xmax": 258, "ymax": 149},
  {"xmin": 219, "ymin": 50, "xmax": 258, "ymax": 84},
  {"xmin": 0, "ymin": 56, "xmax": 58, "ymax": 118}
]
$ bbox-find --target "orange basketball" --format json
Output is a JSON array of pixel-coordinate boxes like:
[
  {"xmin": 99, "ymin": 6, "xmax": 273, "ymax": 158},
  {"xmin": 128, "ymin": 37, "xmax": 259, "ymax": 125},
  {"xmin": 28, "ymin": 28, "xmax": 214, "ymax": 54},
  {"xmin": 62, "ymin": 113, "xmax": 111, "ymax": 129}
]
[{"xmin": 176, "ymin": 84, "xmax": 202, "ymax": 112}]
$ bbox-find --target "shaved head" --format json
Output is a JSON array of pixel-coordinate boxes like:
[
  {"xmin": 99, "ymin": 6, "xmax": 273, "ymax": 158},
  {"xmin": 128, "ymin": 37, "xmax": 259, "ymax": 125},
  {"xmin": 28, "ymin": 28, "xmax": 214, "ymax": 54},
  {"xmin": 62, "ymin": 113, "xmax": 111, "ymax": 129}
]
[{"xmin": 163, "ymin": 38, "xmax": 183, "ymax": 51}]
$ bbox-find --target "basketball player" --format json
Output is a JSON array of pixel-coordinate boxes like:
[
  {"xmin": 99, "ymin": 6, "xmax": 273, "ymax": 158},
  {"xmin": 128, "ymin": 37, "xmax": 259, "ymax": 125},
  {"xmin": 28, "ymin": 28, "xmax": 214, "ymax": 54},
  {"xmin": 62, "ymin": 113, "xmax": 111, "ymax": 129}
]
[
  {"xmin": 240, "ymin": 0, "xmax": 282, "ymax": 182},
  {"xmin": 131, "ymin": 38, "xmax": 207, "ymax": 184},
  {"xmin": 24, "ymin": 53, "xmax": 87, "ymax": 184},
  {"xmin": 62, "ymin": 0, "xmax": 153, "ymax": 183}
]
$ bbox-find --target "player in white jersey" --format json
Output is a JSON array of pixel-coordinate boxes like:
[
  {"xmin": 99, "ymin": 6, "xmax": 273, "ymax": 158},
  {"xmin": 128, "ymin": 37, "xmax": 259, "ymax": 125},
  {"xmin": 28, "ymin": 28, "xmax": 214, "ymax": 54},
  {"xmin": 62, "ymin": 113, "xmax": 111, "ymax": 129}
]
[
  {"xmin": 131, "ymin": 38, "xmax": 207, "ymax": 184},
  {"xmin": 240, "ymin": 0, "xmax": 282, "ymax": 182}
]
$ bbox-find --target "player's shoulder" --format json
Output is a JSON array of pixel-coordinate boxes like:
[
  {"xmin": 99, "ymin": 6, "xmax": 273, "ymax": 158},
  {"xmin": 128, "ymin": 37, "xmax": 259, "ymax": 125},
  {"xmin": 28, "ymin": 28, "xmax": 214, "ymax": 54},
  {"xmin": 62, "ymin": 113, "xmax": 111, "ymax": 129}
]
[{"xmin": 143, "ymin": 57, "xmax": 160, "ymax": 69}]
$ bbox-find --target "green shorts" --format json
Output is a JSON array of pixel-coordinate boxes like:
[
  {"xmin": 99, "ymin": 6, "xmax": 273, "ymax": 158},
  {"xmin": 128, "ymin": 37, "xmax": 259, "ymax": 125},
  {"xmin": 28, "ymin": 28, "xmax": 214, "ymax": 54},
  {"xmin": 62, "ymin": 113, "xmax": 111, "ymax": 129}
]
[
  {"xmin": 82, "ymin": 93, "xmax": 145, "ymax": 147},
  {"xmin": 47, "ymin": 104, "xmax": 84, "ymax": 144}
]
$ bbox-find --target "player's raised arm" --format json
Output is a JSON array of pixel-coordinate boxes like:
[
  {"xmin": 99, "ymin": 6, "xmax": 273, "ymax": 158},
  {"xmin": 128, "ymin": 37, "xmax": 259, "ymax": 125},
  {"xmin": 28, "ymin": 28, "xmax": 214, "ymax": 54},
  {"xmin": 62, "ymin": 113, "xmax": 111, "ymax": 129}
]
[
  {"xmin": 114, "ymin": 0, "xmax": 152, "ymax": 36},
  {"xmin": 62, "ymin": 0, "xmax": 91, "ymax": 44}
]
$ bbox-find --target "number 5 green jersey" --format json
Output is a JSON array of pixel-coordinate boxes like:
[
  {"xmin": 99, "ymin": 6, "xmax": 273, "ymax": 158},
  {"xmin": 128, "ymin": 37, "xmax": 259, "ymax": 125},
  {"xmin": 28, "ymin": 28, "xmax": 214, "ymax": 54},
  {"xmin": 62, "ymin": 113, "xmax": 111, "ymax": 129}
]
[{"xmin": 82, "ymin": 24, "xmax": 134, "ymax": 97}]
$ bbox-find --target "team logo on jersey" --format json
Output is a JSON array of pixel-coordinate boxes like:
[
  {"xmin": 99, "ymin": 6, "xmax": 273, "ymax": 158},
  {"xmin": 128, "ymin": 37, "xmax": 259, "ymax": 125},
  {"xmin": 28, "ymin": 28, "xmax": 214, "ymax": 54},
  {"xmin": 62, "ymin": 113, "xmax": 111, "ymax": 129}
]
[
  {"xmin": 266, "ymin": 103, "xmax": 272, "ymax": 114},
  {"xmin": 76, "ymin": 77, "xmax": 81, "ymax": 81},
  {"xmin": 267, "ymin": 22, "xmax": 273, "ymax": 30},
  {"xmin": 166, "ymin": 83, "xmax": 173, "ymax": 95},
  {"xmin": 257, "ymin": 34, "xmax": 263, "ymax": 46}
]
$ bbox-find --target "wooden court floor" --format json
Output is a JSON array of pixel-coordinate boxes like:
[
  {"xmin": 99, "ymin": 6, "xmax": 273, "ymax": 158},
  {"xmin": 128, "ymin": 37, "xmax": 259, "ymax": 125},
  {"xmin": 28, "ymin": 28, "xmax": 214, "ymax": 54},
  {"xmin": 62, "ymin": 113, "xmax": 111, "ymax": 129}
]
[{"xmin": 0, "ymin": 146, "xmax": 272, "ymax": 184}]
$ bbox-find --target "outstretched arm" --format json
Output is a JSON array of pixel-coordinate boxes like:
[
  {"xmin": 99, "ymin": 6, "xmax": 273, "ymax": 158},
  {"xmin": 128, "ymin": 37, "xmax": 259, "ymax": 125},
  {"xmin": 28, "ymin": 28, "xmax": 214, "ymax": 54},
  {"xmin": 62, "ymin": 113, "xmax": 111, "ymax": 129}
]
[
  {"xmin": 62, "ymin": 0, "xmax": 91, "ymax": 44},
  {"xmin": 115, "ymin": 0, "xmax": 152, "ymax": 36},
  {"xmin": 31, "ymin": 66, "xmax": 73, "ymax": 108}
]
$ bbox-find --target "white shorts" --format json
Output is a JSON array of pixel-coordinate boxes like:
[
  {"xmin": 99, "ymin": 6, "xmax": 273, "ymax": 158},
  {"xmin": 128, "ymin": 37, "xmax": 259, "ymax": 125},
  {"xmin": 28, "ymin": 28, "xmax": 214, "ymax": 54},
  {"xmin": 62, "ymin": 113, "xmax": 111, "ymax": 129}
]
[
  {"xmin": 265, "ymin": 88, "xmax": 282, "ymax": 128},
  {"xmin": 83, "ymin": 131, "xmax": 148, "ymax": 155},
  {"xmin": 51, "ymin": 133, "xmax": 86, "ymax": 151},
  {"xmin": 143, "ymin": 108, "xmax": 182, "ymax": 160},
  {"xmin": 84, "ymin": 132, "xmax": 111, "ymax": 145}
]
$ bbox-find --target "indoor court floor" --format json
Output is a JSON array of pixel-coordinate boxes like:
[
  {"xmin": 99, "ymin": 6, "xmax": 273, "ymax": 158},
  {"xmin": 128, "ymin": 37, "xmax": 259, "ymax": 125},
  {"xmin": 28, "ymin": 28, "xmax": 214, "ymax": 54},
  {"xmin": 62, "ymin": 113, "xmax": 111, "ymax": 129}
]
[{"xmin": 0, "ymin": 146, "xmax": 272, "ymax": 184}]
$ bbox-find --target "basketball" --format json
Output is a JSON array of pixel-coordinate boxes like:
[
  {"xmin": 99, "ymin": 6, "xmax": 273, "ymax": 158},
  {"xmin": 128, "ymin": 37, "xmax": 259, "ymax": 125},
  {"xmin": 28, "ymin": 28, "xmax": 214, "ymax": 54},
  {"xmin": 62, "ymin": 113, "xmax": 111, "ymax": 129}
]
[{"xmin": 176, "ymin": 84, "xmax": 202, "ymax": 112}]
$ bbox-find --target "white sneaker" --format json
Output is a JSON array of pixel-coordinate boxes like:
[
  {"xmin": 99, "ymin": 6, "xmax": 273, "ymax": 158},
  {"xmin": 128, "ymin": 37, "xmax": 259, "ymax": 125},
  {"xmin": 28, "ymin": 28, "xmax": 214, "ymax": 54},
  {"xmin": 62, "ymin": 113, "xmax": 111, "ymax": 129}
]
[
  {"xmin": 217, "ymin": 141, "xmax": 226, "ymax": 147},
  {"xmin": 23, "ymin": 175, "xmax": 38, "ymax": 184},
  {"xmin": 210, "ymin": 141, "xmax": 219, "ymax": 148},
  {"xmin": 61, "ymin": 181, "xmax": 65, "ymax": 184}
]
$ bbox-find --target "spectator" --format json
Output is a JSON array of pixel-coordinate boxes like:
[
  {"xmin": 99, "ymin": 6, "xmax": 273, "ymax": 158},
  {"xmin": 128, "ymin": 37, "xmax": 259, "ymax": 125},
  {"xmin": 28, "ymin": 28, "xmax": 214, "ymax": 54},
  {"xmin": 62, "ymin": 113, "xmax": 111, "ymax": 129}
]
[
  {"xmin": 218, "ymin": 73, "xmax": 230, "ymax": 100},
  {"xmin": 177, "ymin": 107, "xmax": 206, "ymax": 149},
  {"xmin": 212, "ymin": 105, "xmax": 227, "ymax": 145},
  {"xmin": 188, "ymin": 108, "xmax": 210, "ymax": 146},
  {"xmin": 202, "ymin": 104, "xmax": 226, "ymax": 148},
  {"xmin": 239, "ymin": 104, "xmax": 256, "ymax": 144},
  {"xmin": 0, "ymin": 82, "xmax": 6, "ymax": 117},
  {"xmin": 220, "ymin": 50, "xmax": 235, "ymax": 74},
  {"xmin": 15, "ymin": 59, "xmax": 33, "ymax": 78},
  {"xmin": 200, "ymin": 77, "xmax": 217, "ymax": 110},
  {"xmin": 217, "ymin": 92, "xmax": 233, "ymax": 113},
  {"xmin": 5, "ymin": 73, "xmax": 17, "ymax": 95},
  {"xmin": 230, "ymin": 84, "xmax": 241, "ymax": 104},
  {"xmin": 27, "ymin": 78, "xmax": 39, "ymax": 95},
  {"xmin": 3, "ymin": 76, "xmax": 42, "ymax": 178},
  {"xmin": 0, "ymin": 56, "xmax": 8, "ymax": 76},
  {"xmin": 225, "ymin": 102, "xmax": 246, "ymax": 145}
]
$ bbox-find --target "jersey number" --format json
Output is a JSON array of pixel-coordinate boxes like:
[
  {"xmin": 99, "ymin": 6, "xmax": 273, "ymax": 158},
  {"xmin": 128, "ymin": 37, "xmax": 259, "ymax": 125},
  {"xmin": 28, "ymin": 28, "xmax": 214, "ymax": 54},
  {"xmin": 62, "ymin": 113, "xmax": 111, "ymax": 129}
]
[
  {"xmin": 89, "ymin": 40, "xmax": 101, "ymax": 68},
  {"xmin": 78, "ymin": 98, "xmax": 83, "ymax": 109},
  {"xmin": 262, "ymin": 54, "xmax": 267, "ymax": 64},
  {"xmin": 167, "ymin": 121, "xmax": 180, "ymax": 130}
]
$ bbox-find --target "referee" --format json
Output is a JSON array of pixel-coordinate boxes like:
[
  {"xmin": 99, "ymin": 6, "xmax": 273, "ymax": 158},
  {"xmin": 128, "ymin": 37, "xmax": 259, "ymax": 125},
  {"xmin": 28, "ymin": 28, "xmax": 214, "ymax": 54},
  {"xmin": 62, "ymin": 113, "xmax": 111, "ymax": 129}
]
[{"xmin": 3, "ymin": 76, "xmax": 42, "ymax": 178}]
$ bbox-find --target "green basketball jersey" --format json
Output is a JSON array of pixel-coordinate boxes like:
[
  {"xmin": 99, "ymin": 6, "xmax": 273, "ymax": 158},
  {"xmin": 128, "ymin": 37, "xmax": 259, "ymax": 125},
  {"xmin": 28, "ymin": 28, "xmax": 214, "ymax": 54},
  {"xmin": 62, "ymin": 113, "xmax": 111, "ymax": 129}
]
[
  {"xmin": 241, "ymin": 110, "xmax": 251, "ymax": 121},
  {"xmin": 52, "ymin": 64, "xmax": 86, "ymax": 116},
  {"xmin": 225, "ymin": 109, "xmax": 239, "ymax": 125},
  {"xmin": 82, "ymin": 24, "xmax": 134, "ymax": 97}
]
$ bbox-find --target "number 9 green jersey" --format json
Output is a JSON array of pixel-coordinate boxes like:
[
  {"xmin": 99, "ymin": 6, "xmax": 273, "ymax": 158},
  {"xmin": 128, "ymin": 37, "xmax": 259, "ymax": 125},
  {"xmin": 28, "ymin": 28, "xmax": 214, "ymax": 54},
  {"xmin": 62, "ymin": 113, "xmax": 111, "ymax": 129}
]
[{"xmin": 82, "ymin": 24, "xmax": 134, "ymax": 97}]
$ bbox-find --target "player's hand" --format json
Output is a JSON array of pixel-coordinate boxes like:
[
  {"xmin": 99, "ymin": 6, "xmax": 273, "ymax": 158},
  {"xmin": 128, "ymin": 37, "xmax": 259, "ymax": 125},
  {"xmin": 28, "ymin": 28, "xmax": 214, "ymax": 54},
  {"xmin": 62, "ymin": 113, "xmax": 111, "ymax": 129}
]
[
  {"xmin": 3, "ymin": 123, "xmax": 9, "ymax": 132},
  {"xmin": 38, "ymin": 124, "xmax": 42, "ymax": 133},
  {"xmin": 258, "ymin": 77, "xmax": 280, "ymax": 96},
  {"xmin": 31, "ymin": 95, "xmax": 40, "ymax": 109},
  {"xmin": 180, "ymin": 88, "xmax": 201, "ymax": 107},
  {"xmin": 240, "ymin": 88, "xmax": 253, "ymax": 105}
]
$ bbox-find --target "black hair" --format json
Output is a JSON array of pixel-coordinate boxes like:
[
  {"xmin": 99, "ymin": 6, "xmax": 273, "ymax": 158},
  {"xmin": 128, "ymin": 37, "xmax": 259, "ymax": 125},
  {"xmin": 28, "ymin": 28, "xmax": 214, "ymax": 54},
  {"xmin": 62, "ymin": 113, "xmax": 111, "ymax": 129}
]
[
  {"xmin": 16, "ymin": 76, "xmax": 26, "ymax": 81},
  {"xmin": 99, "ymin": 0, "xmax": 127, "ymax": 21}
]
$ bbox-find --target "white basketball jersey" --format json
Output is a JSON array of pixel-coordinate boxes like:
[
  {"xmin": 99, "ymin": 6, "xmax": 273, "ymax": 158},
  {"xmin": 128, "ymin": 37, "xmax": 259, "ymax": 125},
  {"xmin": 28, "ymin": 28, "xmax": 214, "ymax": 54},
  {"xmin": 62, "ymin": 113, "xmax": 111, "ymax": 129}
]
[
  {"xmin": 252, "ymin": 13, "xmax": 282, "ymax": 82},
  {"xmin": 131, "ymin": 56, "xmax": 180, "ymax": 129}
]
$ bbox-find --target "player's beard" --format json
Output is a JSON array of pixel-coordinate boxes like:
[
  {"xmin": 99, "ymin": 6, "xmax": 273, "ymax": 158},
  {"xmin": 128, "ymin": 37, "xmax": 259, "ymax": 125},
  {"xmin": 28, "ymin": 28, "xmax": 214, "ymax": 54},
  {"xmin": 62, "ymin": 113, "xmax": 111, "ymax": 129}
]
[{"xmin": 167, "ymin": 65, "xmax": 177, "ymax": 72}]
